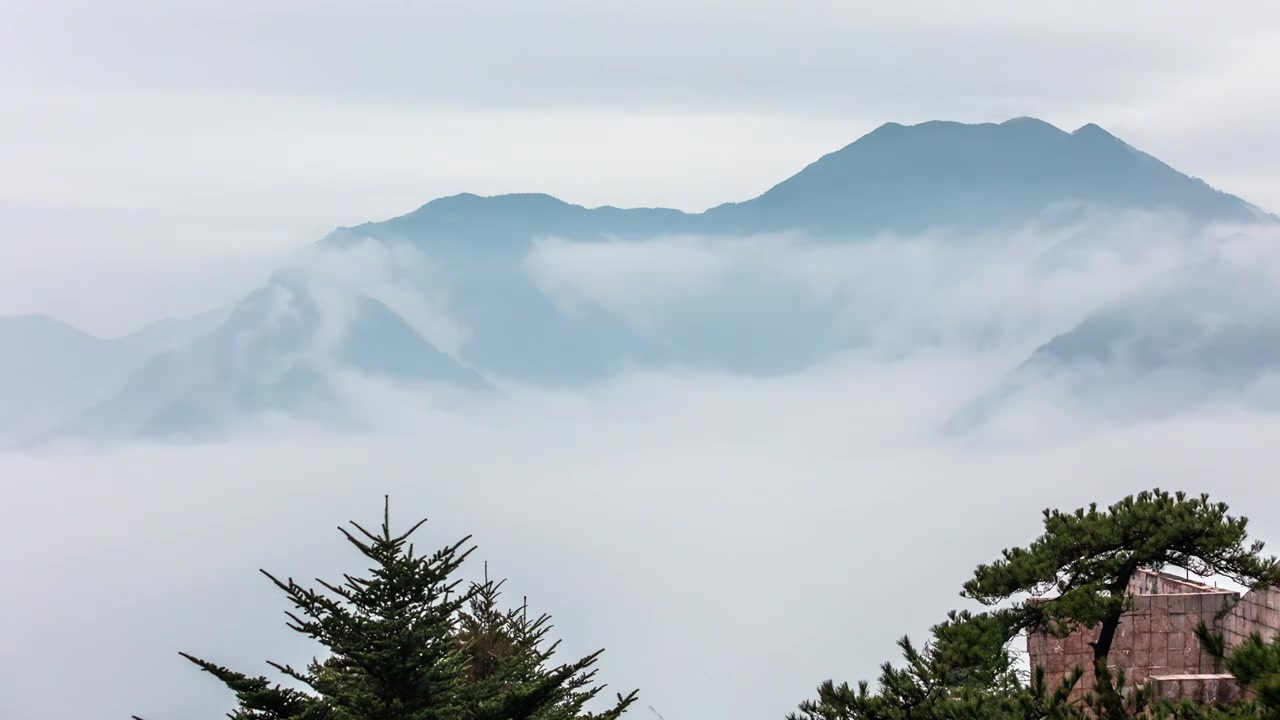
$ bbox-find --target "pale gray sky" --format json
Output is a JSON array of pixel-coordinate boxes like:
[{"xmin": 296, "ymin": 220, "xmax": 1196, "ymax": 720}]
[
  {"xmin": 3, "ymin": 0, "xmax": 1279, "ymax": 270},
  {"xmin": 7, "ymin": 6, "xmax": 1280, "ymax": 719}
]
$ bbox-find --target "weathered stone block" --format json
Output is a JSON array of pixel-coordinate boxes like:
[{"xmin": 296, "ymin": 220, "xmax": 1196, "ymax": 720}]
[
  {"xmin": 1152, "ymin": 632, "xmax": 1169, "ymax": 651},
  {"xmin": 1153, "ymin": 613, "xmax": 1171, "ymax": 632},
  {"xmin": 1136, "ymin": 613, "xmax": 1152, "ymax": 634}
]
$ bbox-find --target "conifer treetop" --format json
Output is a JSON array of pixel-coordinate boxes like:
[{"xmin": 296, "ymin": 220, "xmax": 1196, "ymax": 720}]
[{"xmin": 135, "ymin": 495, "xmax": 636, "ymax": 720}]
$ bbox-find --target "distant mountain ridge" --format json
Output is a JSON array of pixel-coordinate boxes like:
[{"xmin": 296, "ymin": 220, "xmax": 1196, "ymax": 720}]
[
  {"xmin": 0, "ymin": 309, "xmax": 229, "ymax": 444},
  {"xmin": 323, "ymin": 118, "xmax": 1272, "ymax": 252},
  {"xmin": 702, "ymin": 118, "xmax": 1271, "ymax": 234},
  {"xmin": 950, "ymin": 260, "xmax": 1280, "ymax": 431},
  {"xmin": 38, "ymin": 273, "xmax": 487, "ymax": 443},
  {"xmin": 11, "ymin": 117, "xmax": 1278, "ymax": 444}
]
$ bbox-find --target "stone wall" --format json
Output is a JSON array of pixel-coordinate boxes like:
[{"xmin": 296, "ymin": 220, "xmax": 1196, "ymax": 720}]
[
  {"xmin": 1129, "ymin": 570, "xmax": 1224, "ymax": 596},
  {"xmin": 1223, "ymin": 584, "xmax": 1280, "ymax": 650},
  {"xmin": 1026, "ymin": 571, "xmax": 1244, "ymax": 701},
  {"xmin": 1120, "ymin": 592, "xmax": 1234, "ymax": 682},
  {"xmin": 1147, "ymin": 674, "xmax": 1245, "ymax": 704},
  {"xmin": 1028, "ymin": 590, "xmax": 1234, "ymax": 700},
  {"xmin": 1023, "ymin": 569, "xmax": 1280, "ymax": 707}
]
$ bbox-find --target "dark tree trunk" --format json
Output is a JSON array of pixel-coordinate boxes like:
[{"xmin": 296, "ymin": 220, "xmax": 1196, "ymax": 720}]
[{"xmin": 1088, "ymin": 568, "xmax": 1136, "ymax": 719}]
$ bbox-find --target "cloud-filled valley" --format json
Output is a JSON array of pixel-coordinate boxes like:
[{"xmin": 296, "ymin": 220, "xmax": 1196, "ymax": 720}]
[
  {"xmin": 5, "ymin": 117, "xmax": 1280, "ymax": 719},
  {"xmin": 12, "ymin": 208, "xmax": 1280, "ymax": 448},
  {"xmin": 7, "ymin": 355, "xmax": 1280, "ymax": 720}
]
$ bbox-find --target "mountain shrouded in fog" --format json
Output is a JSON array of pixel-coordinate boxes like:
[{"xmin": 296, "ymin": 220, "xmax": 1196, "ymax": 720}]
[
  {"xmin": 0, "ymin": 309, "xmax": 228, "ymax": 445},
  {"xmin": 6, "ymin": 117, "xmax": 1276, "ymax": 444},
  {"xmin": 951, "ymin": 257, "xmax": 1280, "ymax": 431}
]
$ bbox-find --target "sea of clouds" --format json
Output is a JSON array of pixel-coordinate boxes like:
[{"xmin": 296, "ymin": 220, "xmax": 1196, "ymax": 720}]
[{"xmin": 4, "ymin": 212, "xmax": 1280, "ymax": 719}]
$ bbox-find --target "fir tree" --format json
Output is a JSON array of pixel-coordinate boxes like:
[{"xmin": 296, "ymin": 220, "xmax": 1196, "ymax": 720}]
[
  {"xmin": 135, "ymin": 498, "xmax": 636, "ymax": 720},
  {"xmin": 961, "ymin": 489, "xmax": 1280, "ymax": 719},
  {"xmin": 454, "ymin": 564, "xmax": 635, "ymax": 720}
]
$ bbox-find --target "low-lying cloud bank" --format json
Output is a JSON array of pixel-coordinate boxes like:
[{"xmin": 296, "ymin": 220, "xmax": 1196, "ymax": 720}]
[
  {"xmin": 10, "ymin": 210, "xmax": 1280, "ymax": 446},
  {"xmin": 522, "ymin": 211, "xmax": 1218, "ymax": 352},
  {"xmin": 6, "ymin": 213, "xmax": 1280, "ymax": 719},
  {"xmin": 6, "ymin": 362, "xmax": 1280, "ymax": 720}
]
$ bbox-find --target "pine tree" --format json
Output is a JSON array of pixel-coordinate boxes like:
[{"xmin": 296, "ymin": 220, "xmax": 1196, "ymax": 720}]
[
  {"xmin": 961, "ymin": 489, "xmax": 1280, "ymax": 719},
  {"xmin": 788, "ymin": 609, "xmax": 1085, "ymax": 720},
  {"xmin": 1177, "ymin": 623, "xmax": 1280, "ymax": 719},
  {"xmin": 135, "ymin": 498, "xmax": 636, "ymax": 720}
]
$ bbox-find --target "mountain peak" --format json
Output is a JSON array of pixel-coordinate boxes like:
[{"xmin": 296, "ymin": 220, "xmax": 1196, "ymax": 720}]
[
  {"xmin": 865, "ymin": 121, "xmax": 907, "ymax": 135},
  {"xmin": 867, "ymin": 117, "xmax": 1066, "ymax": 137},
  {"xmin": 420, "ymin": 192, "xmax": 574, "ymax": 211},
  {"xmin": 0, "ymin": 313, "xmax": 102, "ymax": 342},
  {"xmin": 1001, "ymin": 116, "xmax": 1061, "ymax": 128},
  {"xmin": 1000, "ymin": 116, "xmax": 1070, "ymax": 138},
  {"xmin": 1072, "ymin": 122, "xmax": 1118, "ymax": 140},
  {"xmin": 703, "ymin": 117, "xmax": 1265, "ymax": 235},
  {"xmin": 327, "ymin": 116, "xmax": 1269, "ymax": 248}
]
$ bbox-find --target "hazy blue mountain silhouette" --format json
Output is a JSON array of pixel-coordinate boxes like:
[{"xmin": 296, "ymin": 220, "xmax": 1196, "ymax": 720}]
[
  {"xmin": 951, "ymin": 262, "xmax": 1280, "ymax": 430},
  {"xmin": 27, "ymin": 117, "xmax": 1279, "ymax": 441},
  {"xmin": 701, "ymin": 118, "xmax": 1270, "ymax": 235},
  {"xmin": 42, "ymin": 273, "xmax": 486, "ymax": 443},
  {"xmin": 326, "ymin": 193, "xmax": 696, "ymax": 258},
  {"xmin": 323, "ymin": 118, "xmax": 1269, "ymax": 254},
  {"xmin": 311, "ymin": 118, "xmax": 1271, "ymax": 384},
  {"xmin": 0, "ymin": 309, "xmax": 226, "ymax": 443}
]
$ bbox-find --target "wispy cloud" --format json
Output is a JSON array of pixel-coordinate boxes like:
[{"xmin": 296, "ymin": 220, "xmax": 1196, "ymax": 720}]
[
  {"xmin": 8, "ymin": 214, "xmax": 1280, "ymax": 718},
  {"xmin": 523, "ymin": 212, "xmax": 1244, "ymax": 356}
]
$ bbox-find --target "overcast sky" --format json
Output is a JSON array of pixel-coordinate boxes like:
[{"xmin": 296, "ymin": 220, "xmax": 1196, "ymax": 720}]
[
  {"xmin": 4, "ymin": 1, "xmax": 1280, "ymax": 283},
  {"xmin": 6, "ymin": 6, "xmax": 1280, "ymax": 715}
]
